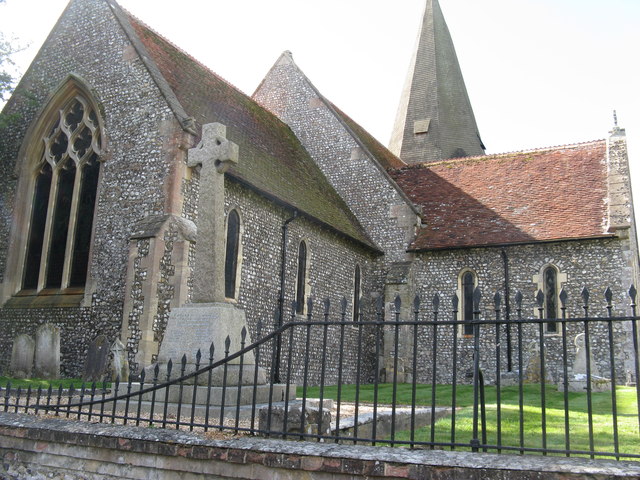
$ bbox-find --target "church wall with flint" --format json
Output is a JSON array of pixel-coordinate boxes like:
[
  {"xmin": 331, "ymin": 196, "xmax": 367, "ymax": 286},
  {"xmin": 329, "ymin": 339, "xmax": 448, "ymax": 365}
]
[
  {"xmin": 0, "ymin": 0, "xmax": 184, "ymax": 376},
  {"xmin": 399, "ymin": 237, "xmax": 637, "ymax": 385}
]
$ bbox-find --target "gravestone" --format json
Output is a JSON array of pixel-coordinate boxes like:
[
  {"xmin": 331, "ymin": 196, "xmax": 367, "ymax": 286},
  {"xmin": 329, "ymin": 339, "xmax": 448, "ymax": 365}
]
[
  {"xmin": 10, "ymin": 334, "xmax": 35, "ymax": 379},
  {"xmin": 83, "ymin": 335, "xmax": 110, "ymax": 382},
  {"xmin": 110, "ymin": 339, "xmax": 129, "ymax": 382},
  {"xmin": 572, "ymin": 333, "xmax": 600, "ymax": 376},
  {"xmin": 558, "ymin": 333, "xmax": 611, "ymax": 392},
  {"xmin": 523, "ymin": 341, "xmax": 553, "ymax": 384},
  {"xmin": 34, "ymin": 324, "xmax": 60, "ymax": 379}
]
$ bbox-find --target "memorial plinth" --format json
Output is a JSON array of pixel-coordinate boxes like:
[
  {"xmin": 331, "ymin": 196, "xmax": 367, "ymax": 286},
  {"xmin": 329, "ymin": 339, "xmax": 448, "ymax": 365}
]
[{"xmin": 149, "ymin": 302, "xmax": 267, "ymax": 386}]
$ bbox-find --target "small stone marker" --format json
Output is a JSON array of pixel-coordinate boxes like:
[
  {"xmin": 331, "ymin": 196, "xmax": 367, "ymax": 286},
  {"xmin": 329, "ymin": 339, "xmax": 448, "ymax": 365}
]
[
  {"xmin": 572, "ymin": 333, "xmax": 600, "ymax": 376},
  {"xmin": 558, "ymin": 333, "xmax": 611, "ymax": 392},
  {"xmin": 34, "ymin": 324, "xmax": 60, "ymax": 379},
  {"xmin": 110, "ymin": 338, "xmax": 129, "ymax": 382},
  {"xmin": 523, "ymin": 340, "xmax": 552, "ymax": 384},
  {"xmin": 83, "ymin": 335, "xmax": 110, "ymax": 382},
  {"xmin": 10, "ymin": 334, "xmax": 35, "ymax": 379}
]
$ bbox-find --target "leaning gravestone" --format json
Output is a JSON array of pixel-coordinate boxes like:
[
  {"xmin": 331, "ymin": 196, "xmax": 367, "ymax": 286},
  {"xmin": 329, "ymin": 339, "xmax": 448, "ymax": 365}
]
[
  {"xmin": 110, "ymin": 338, "xmax": 129, "ymax": 382},
  {"xmin": 34, "ymin": 324, "xmax": 60, "ymax": 379},
  {"xmin": 83, "ymin": 335, "xmax": 110, "ymax": 382},
  {"xmin": 10, "ymin": 334, "xmax": 35, "ymax": 379}
]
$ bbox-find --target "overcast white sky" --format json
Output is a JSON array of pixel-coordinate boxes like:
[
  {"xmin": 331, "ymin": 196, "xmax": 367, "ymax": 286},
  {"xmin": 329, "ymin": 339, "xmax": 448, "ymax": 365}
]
[{"xmin": 2, "ymin": 0, "xmax": 640, "ymax": 207}]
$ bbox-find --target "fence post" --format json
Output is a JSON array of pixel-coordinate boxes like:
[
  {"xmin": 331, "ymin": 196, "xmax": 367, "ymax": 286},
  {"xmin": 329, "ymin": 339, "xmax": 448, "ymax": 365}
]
[{"xmin": 471, "ymin": 286, "xmax": 482, "ymax": 452}]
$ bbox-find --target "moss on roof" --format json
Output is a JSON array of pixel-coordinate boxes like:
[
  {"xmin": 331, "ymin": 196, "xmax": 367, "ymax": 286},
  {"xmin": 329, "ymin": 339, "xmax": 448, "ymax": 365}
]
[{"xmin": 124, "ymin": 13, "xmax": 377, "ymax": 251}]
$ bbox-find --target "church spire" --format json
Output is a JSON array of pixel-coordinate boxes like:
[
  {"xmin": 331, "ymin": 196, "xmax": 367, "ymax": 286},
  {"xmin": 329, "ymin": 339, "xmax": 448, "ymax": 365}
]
[{"xmin": 389, "ymin": 0, "xmax": 485, "ymax": 163}]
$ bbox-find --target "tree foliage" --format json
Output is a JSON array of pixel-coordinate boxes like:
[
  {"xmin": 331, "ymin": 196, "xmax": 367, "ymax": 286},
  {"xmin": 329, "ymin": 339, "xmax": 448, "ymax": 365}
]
[{"xmin": 0, "ymin": 34, "xmax": 17, "ymax": 102}]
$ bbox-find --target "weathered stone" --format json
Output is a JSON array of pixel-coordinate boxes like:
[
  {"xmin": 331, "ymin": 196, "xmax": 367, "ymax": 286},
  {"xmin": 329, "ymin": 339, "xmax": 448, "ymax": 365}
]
[
  {"xmin": 110, "ymin": 339, "xmax": 129, "ymax": 382},
  {"xmin": 259, "ymin": 404, "xmax": 332, "ymax": 435},
  {"xmin": 153, "ymin": 302, "xmax": 262, "ymax": 386},
  {"xmin": 83, "ymin": 335, "xmax": 110, "ymax": 382},
  {"xmin": 558, "ymin": 333, "xmax": 611, "ymax": 393},
  {"xmin": 10, "ymin": 334, "xmax": 35, "ymax": 379},
  {"xmin": 34, "ymin": 324, "xmax": 60, "ymax": 379},
  {"xmin": 187, "ymin": 122, "xmax": 238, "ymax": 304}
]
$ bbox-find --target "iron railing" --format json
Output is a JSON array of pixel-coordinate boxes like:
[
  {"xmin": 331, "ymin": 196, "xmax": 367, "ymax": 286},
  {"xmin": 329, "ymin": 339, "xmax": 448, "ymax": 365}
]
[{"xmin": 2, "ymin": 286, "xmax": 639, "ymax": 460}]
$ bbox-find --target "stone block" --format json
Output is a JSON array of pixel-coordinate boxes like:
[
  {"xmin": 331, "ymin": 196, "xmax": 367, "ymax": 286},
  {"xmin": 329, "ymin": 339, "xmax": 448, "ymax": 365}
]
[
  {"xmin": 259, "ymin": 404, "xmax": 332, "ymax": 435},
  {"xmin": 34, "ymin": 324, "xmax": 60, "ymax": 379},
  {"xmin": 10, "ymin": 334, "xmax": 35, "ymax": 379},
  {"xmin": 83, "ymin": 335, "xmax": 110, "ymax": 382}
]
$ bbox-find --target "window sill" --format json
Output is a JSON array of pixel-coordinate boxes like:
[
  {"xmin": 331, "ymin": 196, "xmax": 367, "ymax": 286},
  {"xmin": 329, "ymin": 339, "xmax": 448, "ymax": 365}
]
[{"xmin": 4, "ymin": 288, "xmax": 85, "ymax": 308}]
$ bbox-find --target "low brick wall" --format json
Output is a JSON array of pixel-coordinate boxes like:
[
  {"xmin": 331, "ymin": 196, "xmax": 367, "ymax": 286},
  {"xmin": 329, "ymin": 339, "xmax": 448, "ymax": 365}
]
[{"xmin": 1, "ymin": 413, "xmax": 639, "ymax": 479}]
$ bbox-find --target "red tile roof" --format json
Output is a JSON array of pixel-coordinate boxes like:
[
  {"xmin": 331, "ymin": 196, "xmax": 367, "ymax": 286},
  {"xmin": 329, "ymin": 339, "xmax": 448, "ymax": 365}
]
[{"xmin": 390, "ymin": 141, "xmax": 611, "ymax": 250}]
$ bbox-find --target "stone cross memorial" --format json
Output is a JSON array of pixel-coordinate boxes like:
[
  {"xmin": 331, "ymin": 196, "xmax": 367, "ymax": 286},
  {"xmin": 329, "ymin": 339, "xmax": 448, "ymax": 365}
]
[
  {"xmin": 186, "ymin": 122, "xmax": 239, "ymax": 304},
  {"xmin": 153, "ymin": 123, "xmax": 260, "ymax": 385}
]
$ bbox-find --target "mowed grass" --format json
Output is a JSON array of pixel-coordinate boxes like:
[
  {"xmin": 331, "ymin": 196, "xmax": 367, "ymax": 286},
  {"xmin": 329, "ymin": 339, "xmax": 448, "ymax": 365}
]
[
  {"xmin": 303, "ymin": 383, "xmax": 640, "ymax": 459},
  {"xmin": 0, "ymin": 377, "xmax": 106, "ymax": 390}
]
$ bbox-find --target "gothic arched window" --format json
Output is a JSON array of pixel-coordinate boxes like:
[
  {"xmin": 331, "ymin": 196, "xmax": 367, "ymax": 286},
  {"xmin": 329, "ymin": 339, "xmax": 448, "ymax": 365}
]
[
  {"xmin": 224, "ymin": 209, "xmax": 241, "ymax": 299},
  {"xmin": 22, "ymin": 93, "xmax": 103, "ymax": 292},
  {"xmin": 461, "ymin": 270, "xmax": 477, "ymax": 335},
  {"xmin": 295, "ymin": 240, "xmax": 307, "ymax": 314}
]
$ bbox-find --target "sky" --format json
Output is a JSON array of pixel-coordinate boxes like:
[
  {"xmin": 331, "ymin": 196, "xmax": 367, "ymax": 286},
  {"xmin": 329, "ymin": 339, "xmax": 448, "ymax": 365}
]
[{"xmin": 1, "ymin": 0, "xmax": 640, "ymax": 205}]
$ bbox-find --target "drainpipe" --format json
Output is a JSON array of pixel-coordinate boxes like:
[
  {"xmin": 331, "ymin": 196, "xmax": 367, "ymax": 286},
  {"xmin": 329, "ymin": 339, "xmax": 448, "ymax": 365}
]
[
  {"xmin": 501, "ymin": 248, "xmax": 513, "ymax": 372},
  {"xmin": 273, "ymin": 209, "xmax": 298, "ymax": 383}
]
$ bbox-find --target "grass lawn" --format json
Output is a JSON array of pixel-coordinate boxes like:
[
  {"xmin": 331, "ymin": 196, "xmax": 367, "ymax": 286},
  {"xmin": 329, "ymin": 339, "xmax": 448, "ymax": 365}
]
[
  {"xmin": 303, "ymin": 383, "xmax": 640, "ymax": 459},
  {"xmin": 0, "ymin": 377, "xmax": 105, "ymax": 390}
]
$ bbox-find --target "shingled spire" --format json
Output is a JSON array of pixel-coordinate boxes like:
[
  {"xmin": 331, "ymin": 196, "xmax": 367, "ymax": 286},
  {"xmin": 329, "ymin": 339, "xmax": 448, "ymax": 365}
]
[{"xmin": 389, "ymin": 0, "xmax": 485, "ymax": 164}]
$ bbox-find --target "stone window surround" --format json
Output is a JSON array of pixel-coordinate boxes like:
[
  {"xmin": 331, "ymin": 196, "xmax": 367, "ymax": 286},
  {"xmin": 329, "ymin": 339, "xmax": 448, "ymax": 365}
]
[
  {"xmin": 532, "ymin": 263, "xmax": 568, "ymax": 334},
  {"xmin": 456, "ymin": 268, "xmax": 478, "ymax": 336},
  {"xmin": 224, "ymin": 207, "xmax": 243, "ymax": 302},
  {"xmin": 1, "ymin": 76, "xmax": 106, "ymax": 307}
]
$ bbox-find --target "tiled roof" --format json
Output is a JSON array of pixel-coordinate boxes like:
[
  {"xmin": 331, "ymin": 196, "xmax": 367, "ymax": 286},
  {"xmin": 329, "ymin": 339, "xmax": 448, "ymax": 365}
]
[
  {"xmin": 390, "ymin": 141, "xmax": 611, "ymax": 250},
  {"xmin": 122, "ymin": 11, "xmax": 377, "ymax": 251}
]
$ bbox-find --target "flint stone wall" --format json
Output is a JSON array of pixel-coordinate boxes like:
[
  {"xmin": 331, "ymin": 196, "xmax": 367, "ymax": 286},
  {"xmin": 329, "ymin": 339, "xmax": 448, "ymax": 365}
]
[
  {"xmin": 0, "ymin": 1, "xmax": 180, "ymax": 375},
  {"xmin": 405, "ymin": 238, "xmax": 637, "ymax": 384}
]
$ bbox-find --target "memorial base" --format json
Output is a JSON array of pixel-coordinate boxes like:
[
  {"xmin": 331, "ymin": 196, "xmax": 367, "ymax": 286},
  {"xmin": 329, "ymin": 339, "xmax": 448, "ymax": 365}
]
[{"xmin": 150, "ymin": 302, "xmax": 265, "ymax": 386}]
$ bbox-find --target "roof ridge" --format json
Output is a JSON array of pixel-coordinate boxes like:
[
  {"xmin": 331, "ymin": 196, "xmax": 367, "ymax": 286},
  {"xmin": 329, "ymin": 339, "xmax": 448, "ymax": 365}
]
[{"xmin": 393, "ymin": 138, "xmax": 607, "ymax": 170}]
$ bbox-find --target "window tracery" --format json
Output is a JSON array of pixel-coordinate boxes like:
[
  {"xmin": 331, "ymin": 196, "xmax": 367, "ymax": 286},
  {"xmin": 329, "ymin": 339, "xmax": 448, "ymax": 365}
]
[{"xmin": 22, "ymin": 94, "xmax": 103, "ymax": 292}]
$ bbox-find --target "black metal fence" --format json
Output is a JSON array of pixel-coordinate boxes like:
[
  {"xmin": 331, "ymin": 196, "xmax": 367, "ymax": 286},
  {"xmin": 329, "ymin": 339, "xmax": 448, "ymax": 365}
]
[{"xmin": 2, "ymin": 286, "xmax": 639, "ymax": 460}]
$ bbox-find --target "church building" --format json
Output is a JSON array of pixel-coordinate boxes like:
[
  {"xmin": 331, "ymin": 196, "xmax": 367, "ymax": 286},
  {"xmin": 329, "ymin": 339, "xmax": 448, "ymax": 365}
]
[{"xmin": 0, "ymin": 0, "xmax": 637, "ymax": 383}]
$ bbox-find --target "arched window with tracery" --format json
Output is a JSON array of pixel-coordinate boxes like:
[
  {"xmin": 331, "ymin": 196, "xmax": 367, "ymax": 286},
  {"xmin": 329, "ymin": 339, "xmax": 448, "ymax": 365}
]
[{"xmin": 20, "ymin": 90, "xmax": 103, "ymax": 293}]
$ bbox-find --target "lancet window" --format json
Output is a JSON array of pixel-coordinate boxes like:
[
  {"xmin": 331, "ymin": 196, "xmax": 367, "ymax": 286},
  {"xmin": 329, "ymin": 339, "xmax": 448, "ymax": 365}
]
[
  {"xmin": 295, "ymin": 241, "xmax": 308, "ymax": 314},
  {"xmin": 224, "ymin": 209, "xmax": 241, "ymax": 299}
]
